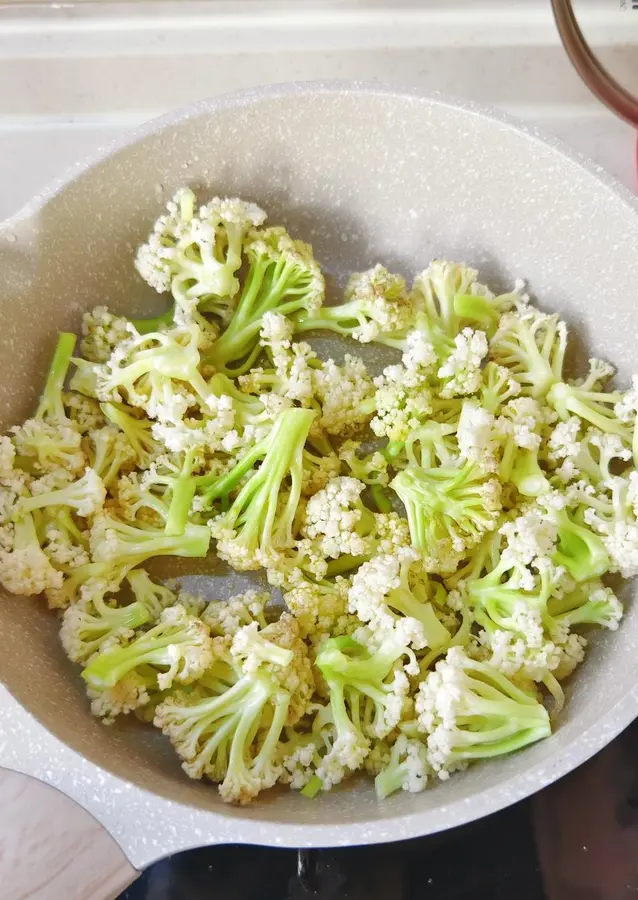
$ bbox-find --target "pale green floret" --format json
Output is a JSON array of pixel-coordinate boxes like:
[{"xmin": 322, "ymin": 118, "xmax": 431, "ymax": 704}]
[
  {"xmin": 135, "ymin": 188, "xmax": 266, "ymax": 323},
  {"xmin": 90, "ymin": 509, "xmax": 211, "ymax": 565},
  {"xmin": 282, "ymin": 571, "xmax": 351, "ymax": 639},
  {"xmin": 541, "ymin": 499, "xmax": 610, "ymax": 583},
  {"xmin": 374, "ymin": 733, "xmax": 430, "ymax": 799},
  {"xmin": 207, "ymin": 408, "xmax": 316, "ymax": 570},
  {"xmin": 202, "ymin": 589, "xmax": 270, "ymax": 637},
  {"xmin": 294, "ymin": 264, "xmax": 413, "ymax": 344},
  {"xmin": 547, "ymin": 424, "xmax": 631, "ymax": 486},
  {"xmin": 87, "ymin": 670, "xmax": 155, "ymax": 724},
  {"xmin": 467, "ymin": 552, "xmax": 565, "ymax": 637},
  {"xmin": 315, "ymin": 633, "xmax": 417, "ymax": 749},
  {"xmin": 411, "ymin": 260, "xmax": 482, "ymax": 337},
  {"xmin": 391, "ymin": 462, "xmax": 502, "ymax": 574},
  {"xmin": 126, "ymin": 569, "xmax": 177, "ymax": 620},
  {"xmin": 348, "ymin": 547, "xmax": 451, "ymax": 651},
  {"xmin": 60, "ymin": 590, "xmax": 151, "ymax": 664},
  {"xmin": 569, "ymin": 474, "xmax": 638, "ymax": 578},
  {"xmin": 15, "ymin": 467, "xmax": 105, "ymax": 520},
  {"xmin": 490, "ymin": 308, "xmax": 567, "ymax": 398},
  {"xmin": 154, "ymin": 616, "xmax": 313, "ymax": 804},
  {"xmin": 11, "ymin": 333, "xmax": 86, "ymax": 476},
  {"xmin": 94, "ymin": 323, "xmax": 215, "ymax": 418},
  {"xmin": 480, "ymin": 362, "xmax": 521, "ymax": 414},
  {"xmin": 88, "ymin": 426, "xmax": 137, "ymax": 487},
  {"xmin": 436, "ymin": 327, "xmax": 488, "ymax": 398},
  {"xmin": 301, "ymin": 476, "xmax": 375, "ymax": 559},
  {"xmin": 101, "ymin": 402, "xmax": 163, "ymax": 470},
  {"xmin": 0, "ymin": 510, "xmax": 63, "ymax": 596},
  {"xmin": 415, "ymin": 647, "xmax": 551, "ymax": 778},
  {"xmin": 548, "ymin": 580, "xmax": 623, "ymax": 631},
  {"xmin": 44, "ymin": 559, "xmax": 136, "ymax": 610},
  {"xmin": 80, "ymin": 307, "xmax": 132, "ymax": 363},
  {"xmin": 82, "ymin": 603, "xmax": 213, "ymax": 692},
  {"xmin": 548, "ymin": 379, "xmax": 636, "ymax": 463},
  {"xmin": 204, "ymin": 227, "xmax": 324, "ymax": 376}
]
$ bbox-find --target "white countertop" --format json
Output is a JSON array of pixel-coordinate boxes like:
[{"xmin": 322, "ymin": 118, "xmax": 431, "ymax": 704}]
[{"xmin": 0, "ymin": 0, "xmax": 637, "ymax": 221}]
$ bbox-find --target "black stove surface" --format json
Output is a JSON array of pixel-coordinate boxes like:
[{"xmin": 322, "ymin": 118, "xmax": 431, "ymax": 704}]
[{"xmin": 120, "ymin": 719, "xmax": 638, "ymax": 900}]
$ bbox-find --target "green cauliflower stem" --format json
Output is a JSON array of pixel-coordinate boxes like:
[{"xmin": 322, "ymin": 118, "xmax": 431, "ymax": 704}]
[
  {"xmin": 293, "ymin": 264, "xmax": 413, "ymax": 344},
  {"xmin": 126, "ymin": 569, "xmax": 177, "ymax": 620},
  {"xmin": 90, "ymin": 510, "xmax": 210, "ymax": 565},
  {"xmin": 348, "ymin": 547, "xmax": 451, "ymax": 651},
  {"xmin": 204, "ymin": 227, "xmax": 324, "ymax": 376},
  {"xmin": 415, "ymin": 647, "xmax": 551, "ymax": 778},
  {"xmin": 490, "ymin": 308, "xmax": 566, "ymax": 398},
  {"xmin": 82, "ymin": 603, "xmax": 213, "ymax": 692},
  {"xmin": 391, "ymin": 462, "xmax": 502, "ymax": 574},
  {"xmin": 135, "ymin": 188, "xmax": 266, "ymax": 323},
  {"xmin": 11, "ymin": 333, "xmax": 86, "ymax": 475},
  {"xmin": 207, "ymin": 408, "xmax": 316, "ymax": 570},
  {"xmin": 154, "ymin": 615, "xmax": 313, "ymax": 804},
  {"xmin": 60, "ymin": 590, "xmax": 151, "ymax": 663}
]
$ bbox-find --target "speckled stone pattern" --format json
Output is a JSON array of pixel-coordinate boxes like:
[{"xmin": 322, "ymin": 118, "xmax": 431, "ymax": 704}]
[{"xmin": 1, "ymin": 83, "xmax": 638, "ymax": 868}]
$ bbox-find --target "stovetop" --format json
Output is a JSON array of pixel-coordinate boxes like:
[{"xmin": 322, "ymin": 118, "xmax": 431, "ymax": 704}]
[{"xmin": 120, "ymin": 719, "xmax": 638, "ymax": 900}]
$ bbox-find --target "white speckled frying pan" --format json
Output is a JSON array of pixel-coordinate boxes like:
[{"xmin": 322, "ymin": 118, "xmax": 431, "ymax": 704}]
[{"xmin": 1, "ymin": 83, "xmax": 637, "ymax": 889}]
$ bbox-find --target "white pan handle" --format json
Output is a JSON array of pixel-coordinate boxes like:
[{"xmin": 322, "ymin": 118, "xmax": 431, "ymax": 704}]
[{"xmin": 0, "ymin": 769, "xmax": 139, "ymax": 900}]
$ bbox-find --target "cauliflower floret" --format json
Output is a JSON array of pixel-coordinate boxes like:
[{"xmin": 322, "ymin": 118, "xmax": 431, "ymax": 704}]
[
  {"xmin": 11, "ymin": 418, "xmax": 86, "ymax": 476},
  {"xmin": 43, "ymin": 525, "xmax": 90, "ymax": 568},
  {"xmin": 348, "ymin": 545, "xmax": 451, "ymax": 653},
  {"xmin": 315, "ymin": 730, "xmax": 370, "ymax": 790},
  {"xmin": 230, "ymin": 613, "xmax": 314, "ymax": 724},
  {"xmin": 16, "ymin": 466, "xmax": 106, "ymax": 520},
  {"xmin": 151, "ymin": 394, "xmax": 236, "ymax": 453},
  {"xmin": 343, "ymin": 264, "xmax": 412, "ymax": 343},
  {"xmin": 415, "ymin": 646, "xmax": 551, "ymax": 780},
  {"xmin": 64, "ymin": 392, "xmax": 105, "ymax": 433},
  {"xmin": 282, "ymin": 570, "xmax": 351, "ymax": 639},
  {"xmin": 401, "ymin": 329, "xmax": 437, "ymax": 381},
  {"xmin": 0, "ymin": 435, "xmax": 16, "ymax": 480},
  {"xmin": 374, "ymin": 733, "xmax": 430, "ymax": 798},
  {"xmin": 614, "ymin": 374, "xmax": 638, "ymax": 423},
  {"xmin": 481, "ymin": 627, "xmax": 562, "ymax": 682},
  {"xmin": 280, "ymin": 737, "xmax": 320, "ymax": 790},
  {"xmin": 202, "ymin": 590, "xmax": 270, "ymax": 636},
  {"xmin": 496, "ymin": 397, "xmax": 552, "ymax": 451},
  {"xmin": 371, "ymin": 364, "xmax": 432, "ymax": 442},
  {"xmin": 80, "ymin": 306, "xmax": 133, "ymax": 363},
  {"xmin": 437, "ymin": 327, "xmax": 488, "ymax": 398},
  {"xmin": 301, "ymin": 476, "xmax": 372, "ymax": 559},
  {"xmin": 87, "ymin": 672, "xmax": 151, "ymax": 724},
  {"xmin": 456, "ymin": 401, "xmax": 498, "ymax": 472},
  {"xmin": 547, "ymin": 417, "xmax": 581, "ymax": 463},
  {"xmin": 499, "ymin": 512, "xmax": 558, "ymax": 568},
  {"xmin": 0, "ymin": 512, "xmax": 63, "ymax": 596},
  {"xmin": 312, "ymin": 355, "xmax": 375, "ymax": 436},
  {"xmin": 589, "ymin": 518, "xmax": 638, "ymax": 578}
]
